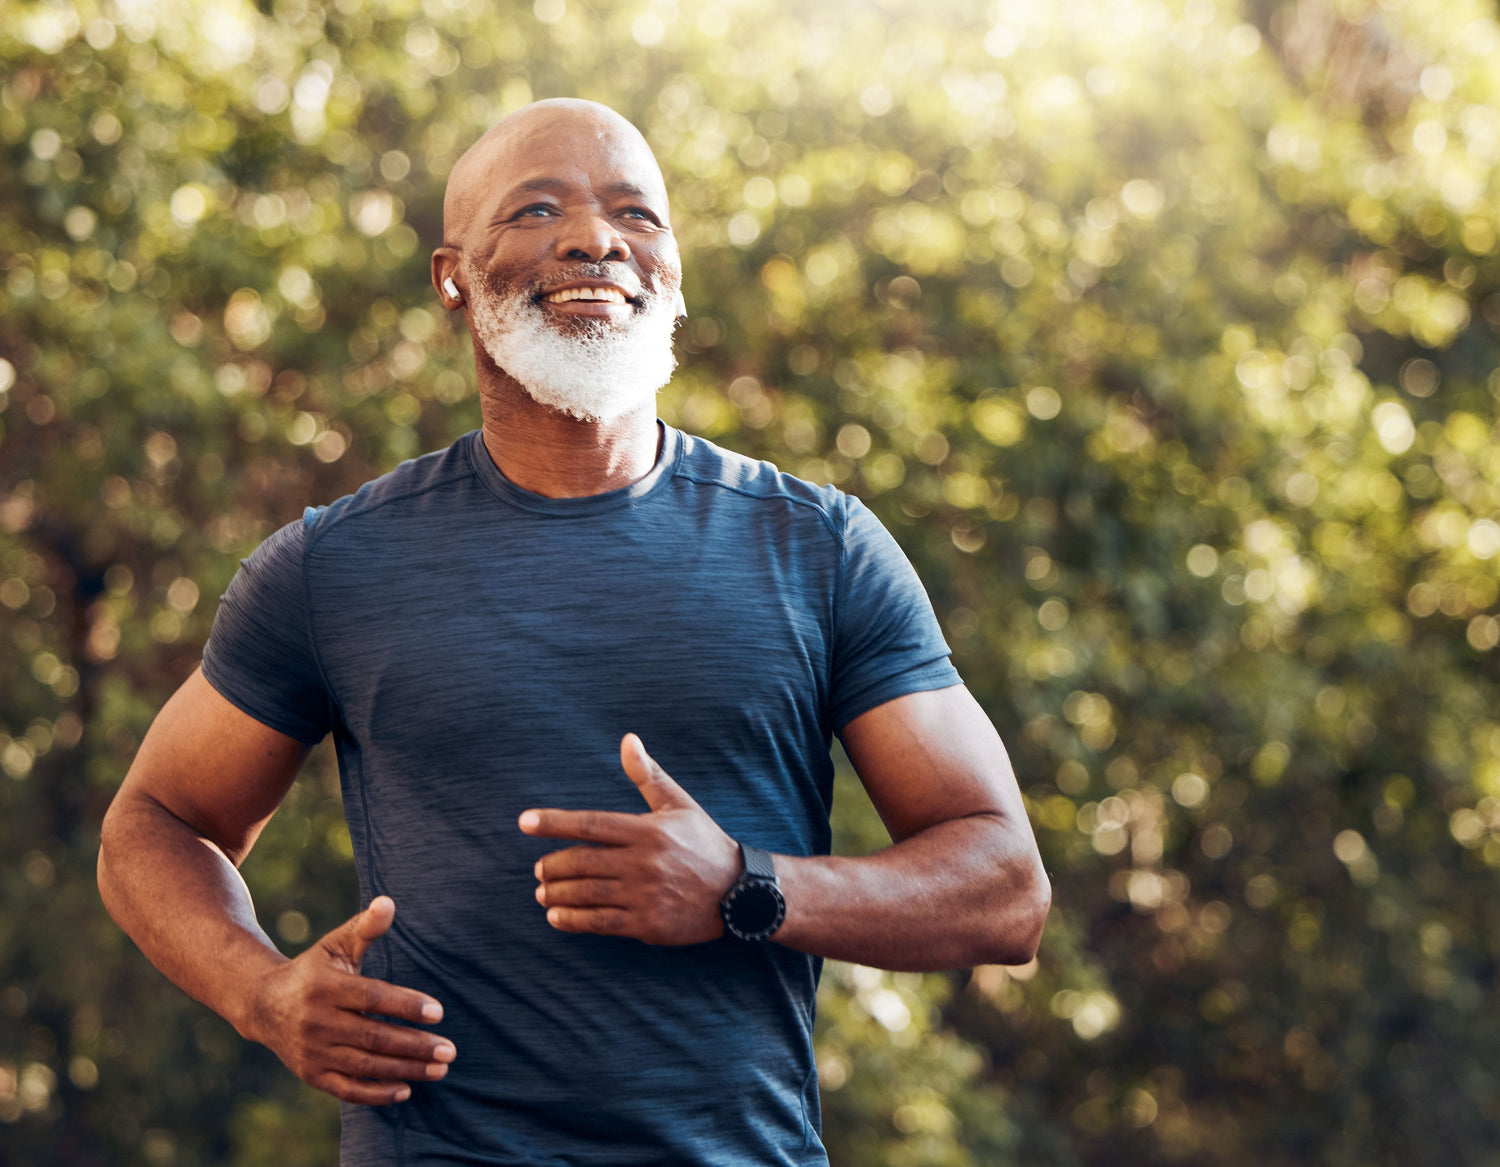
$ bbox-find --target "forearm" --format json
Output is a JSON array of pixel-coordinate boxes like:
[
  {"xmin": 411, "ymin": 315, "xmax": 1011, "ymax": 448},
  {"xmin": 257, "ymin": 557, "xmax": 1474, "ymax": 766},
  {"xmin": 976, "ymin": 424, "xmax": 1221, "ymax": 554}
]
[
  {"xmin": 97, "ymin": 795, "xmax": 287, "ymax": 1038},
  {"xmin": 770, "ymin": 813, "xmax": 1050, "ymax": 971}
]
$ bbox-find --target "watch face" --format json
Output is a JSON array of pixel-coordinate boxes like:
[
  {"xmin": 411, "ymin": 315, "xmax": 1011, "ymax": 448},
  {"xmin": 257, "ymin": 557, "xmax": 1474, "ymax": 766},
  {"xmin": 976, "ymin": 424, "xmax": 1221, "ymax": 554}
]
[{"xmin": 724, "ymin": 880, "xmax": 785, "ymax": 940}]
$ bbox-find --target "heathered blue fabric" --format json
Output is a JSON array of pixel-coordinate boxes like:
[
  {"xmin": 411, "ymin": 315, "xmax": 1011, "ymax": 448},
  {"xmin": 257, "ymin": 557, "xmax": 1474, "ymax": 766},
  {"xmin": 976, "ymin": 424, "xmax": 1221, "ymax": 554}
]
[{"xmin": 201, "ymin": 425, "xmax": 960, "ymax": 1167}]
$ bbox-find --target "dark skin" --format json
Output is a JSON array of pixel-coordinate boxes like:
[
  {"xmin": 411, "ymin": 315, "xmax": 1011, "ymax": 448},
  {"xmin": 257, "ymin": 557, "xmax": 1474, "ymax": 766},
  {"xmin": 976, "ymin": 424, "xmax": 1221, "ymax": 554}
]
[
  {"xmin": 97, "ymin": 669, "xmax": 453, "ymax": 1105},
  {"xmin": 430, "ymin": 99, "xmax": 682, "ymax": 500},
  {"xmin": 97, "ymin": 99, "xmax": 1051, "ymax": 1109}
]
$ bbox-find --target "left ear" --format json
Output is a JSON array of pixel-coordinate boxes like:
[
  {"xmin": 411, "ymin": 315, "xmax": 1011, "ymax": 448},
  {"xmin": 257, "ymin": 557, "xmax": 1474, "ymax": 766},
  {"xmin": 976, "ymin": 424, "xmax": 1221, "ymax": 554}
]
[{"xmin": 673, "ymin": 289, "xmax": 687, "ymax": 320}]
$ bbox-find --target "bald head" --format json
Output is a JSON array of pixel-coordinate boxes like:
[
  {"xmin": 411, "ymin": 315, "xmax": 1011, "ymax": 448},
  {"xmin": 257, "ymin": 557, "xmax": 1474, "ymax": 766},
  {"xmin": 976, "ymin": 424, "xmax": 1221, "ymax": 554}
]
[
  {"xmin": 429, "ymin": 96, "xmax": 684, "ymax": 421},
  {"xmin": 442, "ymin": 99, "xmax": 669, "ymax": 246}
]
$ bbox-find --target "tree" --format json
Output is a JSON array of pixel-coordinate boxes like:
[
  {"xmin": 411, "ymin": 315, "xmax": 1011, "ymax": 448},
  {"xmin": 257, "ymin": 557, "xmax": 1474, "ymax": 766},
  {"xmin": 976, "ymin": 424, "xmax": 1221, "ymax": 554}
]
[{"xmin": 2, "ymin": 0, "xmax": 1497, "ymax": 1162}]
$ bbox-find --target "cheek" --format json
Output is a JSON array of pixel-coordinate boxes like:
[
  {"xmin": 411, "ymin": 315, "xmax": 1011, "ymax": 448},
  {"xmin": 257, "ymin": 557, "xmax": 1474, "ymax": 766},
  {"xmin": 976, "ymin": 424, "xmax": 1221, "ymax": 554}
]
[
  {"xmin": 473, "ymin": 236, "xmax": 552, "ymax": 292},
  {"xmin": 640, "ymin": 245, "xmax": 682, "ymax": 291},
  {"xmin": 476, "ymin": 258, "xmax": 536, "ymax": 299}
]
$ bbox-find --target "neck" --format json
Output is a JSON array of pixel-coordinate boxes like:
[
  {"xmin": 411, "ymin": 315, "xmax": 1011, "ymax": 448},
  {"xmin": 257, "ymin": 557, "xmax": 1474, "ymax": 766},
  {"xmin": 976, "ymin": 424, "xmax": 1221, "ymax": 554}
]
[{"xmin": 477, "ymin": 371, "xmax": 661, "ymax": 498}]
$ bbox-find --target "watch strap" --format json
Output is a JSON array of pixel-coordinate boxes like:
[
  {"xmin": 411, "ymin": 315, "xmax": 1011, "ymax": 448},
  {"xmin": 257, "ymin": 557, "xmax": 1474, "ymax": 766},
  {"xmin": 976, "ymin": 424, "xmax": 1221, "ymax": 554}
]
[
  {"xmin": 739, "ymin": 842, "xmax": 776, "ymax": 882},
  {"xmin": 722, "ymin": 841, "xmax": 786, "ymax": 943}
]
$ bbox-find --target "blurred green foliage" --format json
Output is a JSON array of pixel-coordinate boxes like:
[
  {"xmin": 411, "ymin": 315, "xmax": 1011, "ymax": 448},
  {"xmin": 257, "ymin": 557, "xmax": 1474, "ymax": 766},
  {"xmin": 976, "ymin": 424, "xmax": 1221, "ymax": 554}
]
[{"xmin": 3, "ymin": 0, "xmax": 1499, "ymax": 1162}]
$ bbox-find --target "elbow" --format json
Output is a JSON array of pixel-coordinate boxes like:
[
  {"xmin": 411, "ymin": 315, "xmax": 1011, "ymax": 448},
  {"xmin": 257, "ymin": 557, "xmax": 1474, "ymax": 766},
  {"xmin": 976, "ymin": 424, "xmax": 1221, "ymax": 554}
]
[
  {"xmin": 96, "ymin": 785, "xmax": 161, "ymax": 925},
  {"xmin": 981, "ymin": 852, "xmax": 1052, "ymax": 967},
  {"xmin": 96, "ymin": 844, "xmax": 118, "ymax": 920},
  {"xmin": 96, "ymin": 804, "xmax": 127, "ymax": 921},
  {"xmin": 1012, "ymin": 860, "xmax": 1053, "ymax": 964}
]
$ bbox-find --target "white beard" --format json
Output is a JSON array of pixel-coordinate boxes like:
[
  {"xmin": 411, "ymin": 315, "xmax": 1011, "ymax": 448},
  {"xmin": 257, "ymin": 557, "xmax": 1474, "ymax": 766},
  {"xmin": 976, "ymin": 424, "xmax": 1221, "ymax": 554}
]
[{"xmin": 465, "ymin": 262, "xmax": 679, "ymax": 423}]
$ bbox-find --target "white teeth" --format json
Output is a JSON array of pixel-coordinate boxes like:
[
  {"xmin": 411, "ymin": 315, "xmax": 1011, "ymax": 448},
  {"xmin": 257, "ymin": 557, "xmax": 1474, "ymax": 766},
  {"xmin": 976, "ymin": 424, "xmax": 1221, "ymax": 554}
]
[{"xmin": 543, "ymin": 287, "xmax": 627, "ymax": 304}]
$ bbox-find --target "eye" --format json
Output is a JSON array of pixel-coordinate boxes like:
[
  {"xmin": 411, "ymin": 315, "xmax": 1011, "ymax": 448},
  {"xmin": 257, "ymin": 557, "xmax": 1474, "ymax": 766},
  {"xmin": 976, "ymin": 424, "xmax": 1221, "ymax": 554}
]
[
  {"xmin": 620, "ymin": 207, "xmax": 659, "ymax": 224},
  {"xmin": 514, "ymin": 203, "xmax": 557, "ymax": 219}
]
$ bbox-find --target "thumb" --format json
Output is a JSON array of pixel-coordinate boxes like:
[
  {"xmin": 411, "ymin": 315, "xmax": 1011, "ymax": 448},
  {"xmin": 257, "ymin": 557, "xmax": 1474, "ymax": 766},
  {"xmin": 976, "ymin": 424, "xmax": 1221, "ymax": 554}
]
[
  {"xmin": 620, "ymin": 733, "xmax": 696, "ymax": 813},
  {"xmin": 320, "ymin": 895, "xmax": 395, "ymax": 972}
]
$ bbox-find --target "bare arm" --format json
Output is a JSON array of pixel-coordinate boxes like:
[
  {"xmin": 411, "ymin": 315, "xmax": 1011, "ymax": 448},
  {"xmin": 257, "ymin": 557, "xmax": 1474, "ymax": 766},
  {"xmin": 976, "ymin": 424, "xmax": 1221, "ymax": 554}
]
[
  {"xmin": 98, "ymin": 667, "xmax": 455, "ymax": 1104},
  {"xmin": 522, "ymin": 686, "xmax": 1050, "ymax": 972},
  {"xmin": 773, "ymin": 684, "xmax": 1050, "ymax": 970},
  {"xmin": 98, "ymin": 668, "xmax": 308, "ymax": 1011}
]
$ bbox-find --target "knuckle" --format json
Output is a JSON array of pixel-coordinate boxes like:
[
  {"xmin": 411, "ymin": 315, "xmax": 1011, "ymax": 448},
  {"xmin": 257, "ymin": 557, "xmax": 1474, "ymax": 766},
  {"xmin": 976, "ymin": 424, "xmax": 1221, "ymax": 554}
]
[
  {"xmin": 362, "ymin": 1055, "xmax": 392, "ymax": 1081},
  {"xmin": 635, "ymin": 852, "xmax": 665, "ymax": 881},
  {"xmin": 315, "ymin": 973, "xmax": 344, "ymax": 1001},
  {"xmin": 401, "ymin": 1029, "xmax": 429, "ymax": 1058},
  {"xmin": 299, "ymin": 973, "xmax": 328, "ymax": 1004},
  {"xmin": 381, "ymin": 1026, "xmax": 423, "ymax": 1059},
  {"xmin": 350, "ymin": 1050, "xmax": 379, "ymax": 1077},
  {"xmin": 313, "ymin": 1071, "xmax": 349, "ymax": 1100}
]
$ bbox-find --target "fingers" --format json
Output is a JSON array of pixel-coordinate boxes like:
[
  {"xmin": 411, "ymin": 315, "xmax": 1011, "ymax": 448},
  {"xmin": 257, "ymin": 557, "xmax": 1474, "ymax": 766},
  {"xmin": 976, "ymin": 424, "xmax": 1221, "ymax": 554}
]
[
  {"xmin": 309, "ymin": 913, "xmax": 446, "ymax": 1032},
  {"xmin": 518, "ymin": 808, "xmax": 641, "ymax": 843},
  {"xmin": 326, "ymin": 1044, "xmax": 452, "ymax": 1084},
  {"xmin": 620, "ymin": 733, "xmax": 696, "ymax": 812},
  {"xmin": 292, "ymin": 981, "xmax": 457, "ymax": 1106},
  {"xmin": 319, "ymin": 895, "xmax": 397, "ymax": 973},
  {"xmin": 544, "ymin": 905, "xmax": 629, "ymax": 935},
  {"xmin": 258, "ymin": 922, "xmax": 460, "ymax": 1111},
  {"xmin": 533, "ymin": 843, "xmax": 624, "ymax": 883},
  {"xmin": 322, "ymin": 1007, "xmax": 455, "ymax": 1064},
  {"xmin": 354, "ymin": 895, "xmax": 396, "ymax": 946},
  {"xmin": 515, "ymin": 735, "xmax": 697, "ymax": 840},
  {"xmin": 323, "ymin": 969, "xmax": 442, "ymax": 1026},
  {"xmin": 535, "ymin": 877, "xmax": 627, "ymax": 908},
  {"xmin": 318, "ymin": 1070, "xmax": 415, "ymax": 1107}
]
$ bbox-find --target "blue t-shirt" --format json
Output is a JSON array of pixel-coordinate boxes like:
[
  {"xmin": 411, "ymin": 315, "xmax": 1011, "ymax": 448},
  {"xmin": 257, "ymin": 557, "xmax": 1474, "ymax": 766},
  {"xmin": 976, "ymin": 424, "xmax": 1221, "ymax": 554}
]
[{"xmin": 202, "ymin": 425, "xmax": 960, "ymax": 1166}]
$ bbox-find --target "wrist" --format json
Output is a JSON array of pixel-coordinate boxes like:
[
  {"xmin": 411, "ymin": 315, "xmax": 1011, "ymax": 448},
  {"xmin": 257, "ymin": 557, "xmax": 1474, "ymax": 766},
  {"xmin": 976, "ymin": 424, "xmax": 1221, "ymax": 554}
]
[
  {"xmin": 719, "ymin": 842, "xmax": 787, "ymax": 942},
  {"xmin": 230, "ymin": 946, "xmax": 293, "ymax": 1044}
]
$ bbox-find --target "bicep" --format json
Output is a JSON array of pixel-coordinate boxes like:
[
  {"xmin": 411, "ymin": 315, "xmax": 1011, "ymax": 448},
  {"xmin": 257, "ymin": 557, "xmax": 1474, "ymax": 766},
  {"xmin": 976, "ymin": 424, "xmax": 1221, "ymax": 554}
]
[
  {"xmin": 112, "ymin": 666, "xmax": 312, "ymax": 863},
  {"xmin": 839, "ymin": 685, "xmax": 1026, "ymax": 844}
]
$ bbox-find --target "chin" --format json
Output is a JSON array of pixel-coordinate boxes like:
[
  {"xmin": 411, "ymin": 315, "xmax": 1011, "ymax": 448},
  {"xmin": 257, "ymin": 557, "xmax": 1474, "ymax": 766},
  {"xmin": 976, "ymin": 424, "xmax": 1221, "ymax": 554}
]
[
  {"xmin": 544, "ymin": 395, "xmax": 656, "ymax": 425},
  {"xmin": 464, "ymin": 260, "xmax": 680, "ymax": 422}
]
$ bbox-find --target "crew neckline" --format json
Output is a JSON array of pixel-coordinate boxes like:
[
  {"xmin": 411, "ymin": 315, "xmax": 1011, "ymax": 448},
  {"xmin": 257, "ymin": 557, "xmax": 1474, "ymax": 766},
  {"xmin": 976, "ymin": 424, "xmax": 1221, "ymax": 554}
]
[{"xmin": 466, "ymin": 422, "xmax": 681, "ymax": 517}]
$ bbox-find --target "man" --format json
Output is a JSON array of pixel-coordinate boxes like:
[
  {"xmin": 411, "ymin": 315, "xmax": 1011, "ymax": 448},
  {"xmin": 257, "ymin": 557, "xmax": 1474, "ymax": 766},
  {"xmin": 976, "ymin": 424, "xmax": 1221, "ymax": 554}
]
[{"xmin": 98, "ymin": 99, "xmax": 1049, "ymax": 1165}]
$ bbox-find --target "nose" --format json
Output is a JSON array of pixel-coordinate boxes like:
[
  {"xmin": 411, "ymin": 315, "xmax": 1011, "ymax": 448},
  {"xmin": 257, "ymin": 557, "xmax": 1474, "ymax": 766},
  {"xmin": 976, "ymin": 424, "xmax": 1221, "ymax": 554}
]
[{"xmin": 554, "ymin": 210, "xmax": 630, "ymax": 264}]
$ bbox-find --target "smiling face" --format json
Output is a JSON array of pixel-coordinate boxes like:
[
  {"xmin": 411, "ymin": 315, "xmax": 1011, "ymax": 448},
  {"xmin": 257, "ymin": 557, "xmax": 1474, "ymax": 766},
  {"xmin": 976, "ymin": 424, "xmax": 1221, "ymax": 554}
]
[{"xmin": 435, "ymin": 101, "xmax": 683, "ymax": 422}]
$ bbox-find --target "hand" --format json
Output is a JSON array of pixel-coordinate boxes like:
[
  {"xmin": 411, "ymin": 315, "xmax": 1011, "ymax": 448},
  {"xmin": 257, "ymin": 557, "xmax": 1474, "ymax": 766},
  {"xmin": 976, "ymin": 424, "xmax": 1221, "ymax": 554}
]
[
  {"xmin": 519, "ymin": 734, "xmax": 742, "ymax": 945},
  {"xmin": 244, "ymin": 896, "xmax": 456, "ymax": 1105}
]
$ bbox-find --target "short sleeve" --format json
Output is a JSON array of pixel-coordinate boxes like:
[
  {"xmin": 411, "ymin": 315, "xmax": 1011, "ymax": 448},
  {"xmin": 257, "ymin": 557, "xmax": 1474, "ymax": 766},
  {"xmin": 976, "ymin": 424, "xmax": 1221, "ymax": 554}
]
[
  {"xmin": 200, "ymin": 516, "xmax": 334, "ymax": 744},
  {"xmin": 828, "ymin": 497, "xmax": 962, "ymax": 732}
]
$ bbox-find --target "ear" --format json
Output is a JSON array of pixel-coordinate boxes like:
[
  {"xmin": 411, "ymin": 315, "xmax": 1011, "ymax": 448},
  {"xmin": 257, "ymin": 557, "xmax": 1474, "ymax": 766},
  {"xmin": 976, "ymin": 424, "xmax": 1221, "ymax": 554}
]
[
  {"xmin": 431, "ymin": 248, "xmax": 465, "ymax": 309},
  {"xmin": 673, "ymin": 289, "xmax": 687, "ymax": 320}
]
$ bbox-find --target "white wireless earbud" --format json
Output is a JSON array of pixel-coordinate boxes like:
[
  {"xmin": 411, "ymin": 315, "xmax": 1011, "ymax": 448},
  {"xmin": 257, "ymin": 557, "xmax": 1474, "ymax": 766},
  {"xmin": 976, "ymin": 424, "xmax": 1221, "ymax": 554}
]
[{"xmin": 442, "ymin": 276, "xmax": 462, "ymax": 303}]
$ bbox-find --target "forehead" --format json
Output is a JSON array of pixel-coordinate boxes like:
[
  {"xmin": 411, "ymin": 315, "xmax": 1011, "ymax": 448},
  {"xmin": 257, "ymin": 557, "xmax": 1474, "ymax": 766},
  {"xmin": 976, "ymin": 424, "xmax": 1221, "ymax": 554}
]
[{"xmin": 484, "ymin": 112, "xmax": 670, "ymax": 208}]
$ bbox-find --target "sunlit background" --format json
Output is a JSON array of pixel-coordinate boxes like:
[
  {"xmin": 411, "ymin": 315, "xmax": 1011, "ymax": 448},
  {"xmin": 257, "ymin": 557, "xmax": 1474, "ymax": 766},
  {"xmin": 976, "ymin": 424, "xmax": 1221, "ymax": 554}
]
[{"xmin": 2, "ymin": 0, "xmax": 1499, "ymax": 1162}]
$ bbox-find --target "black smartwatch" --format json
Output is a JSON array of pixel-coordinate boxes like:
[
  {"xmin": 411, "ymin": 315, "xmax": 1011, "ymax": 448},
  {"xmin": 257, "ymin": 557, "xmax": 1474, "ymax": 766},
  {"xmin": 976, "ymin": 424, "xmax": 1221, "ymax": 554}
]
[{"xmin": 719, "ymin": 842, "xmax": 786, "ymax": 942}]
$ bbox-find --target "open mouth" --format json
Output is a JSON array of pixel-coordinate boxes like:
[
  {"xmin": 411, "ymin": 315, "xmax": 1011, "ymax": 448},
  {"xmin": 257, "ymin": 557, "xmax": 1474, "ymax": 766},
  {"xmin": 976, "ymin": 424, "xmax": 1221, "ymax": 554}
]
[{"xmin": 540, "ymin": 286, "xmax": 634, "ymax": 306}]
